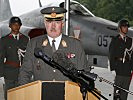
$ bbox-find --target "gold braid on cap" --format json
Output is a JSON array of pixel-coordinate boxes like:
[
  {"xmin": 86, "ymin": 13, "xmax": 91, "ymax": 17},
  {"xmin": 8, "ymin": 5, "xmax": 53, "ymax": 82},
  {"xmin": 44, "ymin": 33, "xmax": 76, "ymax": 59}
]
[{"xmin": 44, "ymin": 14, "xmax": 64, "ymax": 19}]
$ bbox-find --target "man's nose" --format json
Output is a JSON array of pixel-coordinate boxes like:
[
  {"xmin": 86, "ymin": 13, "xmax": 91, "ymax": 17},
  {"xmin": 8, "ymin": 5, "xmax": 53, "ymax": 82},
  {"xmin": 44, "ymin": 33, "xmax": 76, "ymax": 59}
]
[{"xmin": 51, "ymin": 21, "xmax": 56, "ymax": 28}]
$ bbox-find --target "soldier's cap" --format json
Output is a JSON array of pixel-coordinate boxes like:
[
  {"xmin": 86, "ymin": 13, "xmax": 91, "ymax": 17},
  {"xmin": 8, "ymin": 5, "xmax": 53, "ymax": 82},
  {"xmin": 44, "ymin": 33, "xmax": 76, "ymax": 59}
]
[
  {"xmin": 9, "ymin": 16, "xmax": 22, "ymax": 25},
  {"xmin": 40, "ymin": 7, "xmax": 67, "ymax": 21},
  {"xmin": 118, "ymin": 19, "xmax": 130, "ymax": 28}
]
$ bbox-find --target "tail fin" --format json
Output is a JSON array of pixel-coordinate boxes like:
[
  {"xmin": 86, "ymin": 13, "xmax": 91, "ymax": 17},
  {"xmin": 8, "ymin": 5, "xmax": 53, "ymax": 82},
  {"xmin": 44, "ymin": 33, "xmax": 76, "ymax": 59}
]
[{"xmin": 0, "ymin": 0, "xmax": 13, "ymax": 22}]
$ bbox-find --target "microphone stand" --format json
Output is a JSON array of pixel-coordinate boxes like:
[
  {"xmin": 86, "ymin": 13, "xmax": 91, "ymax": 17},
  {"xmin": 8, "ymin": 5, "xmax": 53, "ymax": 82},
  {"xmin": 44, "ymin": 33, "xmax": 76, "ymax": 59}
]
[
  {"xmin": 80, "ymin": 86, "xmax": 87, "ymax": 100},
  {"xmin": 77, "ymin": 70, "xmax": 100, "ymax": 100},
  {"xmin": 34, "ymin": 49, "xmax": 133, "ymax": 99},
  {"xmin": 38, "ymin": 56, "xmax": 108, "ymax": 100}
]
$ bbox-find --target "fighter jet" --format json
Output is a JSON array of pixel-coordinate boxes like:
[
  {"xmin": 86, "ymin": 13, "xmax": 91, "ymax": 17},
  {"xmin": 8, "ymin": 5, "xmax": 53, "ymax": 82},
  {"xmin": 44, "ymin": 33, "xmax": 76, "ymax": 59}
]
[{"xmin": 1, "ymin": 0, "xmax": 133, "ymax": 67}]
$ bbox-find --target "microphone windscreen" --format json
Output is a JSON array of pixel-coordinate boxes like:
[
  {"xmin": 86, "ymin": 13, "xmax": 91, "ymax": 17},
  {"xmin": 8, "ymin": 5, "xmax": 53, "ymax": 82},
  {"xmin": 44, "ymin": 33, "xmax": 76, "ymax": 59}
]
[
  {"xmin": 52, "ymin": 50, "xmax": 75, "ymax": 71},
  {"xmin": 52, "ymin": 50, "xmax": 67, "ymax": 62},
  {"xmin": 34, "ymin": 48, "xmax": 42, "ymax": 57}
]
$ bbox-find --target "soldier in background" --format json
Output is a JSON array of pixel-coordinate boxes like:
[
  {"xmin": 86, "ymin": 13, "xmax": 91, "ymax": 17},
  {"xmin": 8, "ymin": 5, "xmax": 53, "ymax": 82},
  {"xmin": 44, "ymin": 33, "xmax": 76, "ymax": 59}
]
[
  {"xmin": 109, "ymin": 19, "xmax": 133, "ymax": 100},
  {"xmin": 0, "ymin": 16, "xmax": 29, "ymax": 100}
]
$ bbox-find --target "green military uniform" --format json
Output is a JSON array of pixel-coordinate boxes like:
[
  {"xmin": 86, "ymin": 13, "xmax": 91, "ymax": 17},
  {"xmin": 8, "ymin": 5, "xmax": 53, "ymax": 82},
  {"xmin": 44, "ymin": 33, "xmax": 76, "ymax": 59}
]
[
  {"xmin": 109, "ymin": 35, "xmax": 133, "ymax": 100},
  {"xmin": 18, "ymin": 34, "xmax": 87, "ymax": 85},
  {"xmin": 0, "ymin": 33, "xmax": 29, "ymax": 99}
]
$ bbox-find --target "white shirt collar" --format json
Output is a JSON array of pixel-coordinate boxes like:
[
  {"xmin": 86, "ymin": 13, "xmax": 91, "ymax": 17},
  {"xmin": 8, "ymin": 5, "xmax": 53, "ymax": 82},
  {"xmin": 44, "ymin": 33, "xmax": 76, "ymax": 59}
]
[
  {"xmin": 47, "ymin": 34, "xmax": 62, "ymax": 50},
  {"xmin": 119, "ymin": 33, "xmax": 126, "ymax": 39},
  {"xmin": 12, "ymin": 33, "xmax": 20, "ymax": 40},
  {"xmin": 119, "ymin": 33, "xmax": 127, "ymax": 42}
]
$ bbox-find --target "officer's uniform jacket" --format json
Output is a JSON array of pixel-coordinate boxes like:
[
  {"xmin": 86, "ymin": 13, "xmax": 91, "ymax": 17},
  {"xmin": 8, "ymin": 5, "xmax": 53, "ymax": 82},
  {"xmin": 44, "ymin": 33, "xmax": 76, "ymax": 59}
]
[
  {"xmin": 109, "ymin": 35, "xmax": 133, "ymax": 76},
  {"xmin": 18, "ymin": 34, "xmax": 88, "ymax": 85},
  {"xmin": 0, "ymin": 33, "xmax": 29, "ymax": 80}
]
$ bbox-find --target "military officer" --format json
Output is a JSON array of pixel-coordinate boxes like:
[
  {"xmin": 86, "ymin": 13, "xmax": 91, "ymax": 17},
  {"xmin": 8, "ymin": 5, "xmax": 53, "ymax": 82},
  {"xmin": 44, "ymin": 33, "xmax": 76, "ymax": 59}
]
[
  {"xmin": 109, "ymin": 19, "xmax": 133, "ymax": 100},
  {"xmin": 18, "ymin": 7, "xmax": 88, "ymax": 85},
  {"xmin": 0, "ymin": 16, "xmax": 29, "ymax": 100}
]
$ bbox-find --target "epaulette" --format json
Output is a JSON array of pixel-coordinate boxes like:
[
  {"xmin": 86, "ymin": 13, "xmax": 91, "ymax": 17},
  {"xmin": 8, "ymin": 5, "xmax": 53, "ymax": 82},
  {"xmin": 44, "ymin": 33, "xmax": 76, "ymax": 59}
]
[{"xmin": 69, "ymin": 36, "xmax": 80, "ymax": 41}]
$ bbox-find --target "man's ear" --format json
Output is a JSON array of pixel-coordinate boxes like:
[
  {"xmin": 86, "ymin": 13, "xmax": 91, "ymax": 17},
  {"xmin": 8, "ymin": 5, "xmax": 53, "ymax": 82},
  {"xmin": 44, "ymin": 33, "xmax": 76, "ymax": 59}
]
[
  {"xmin": 9, "ymin": 24, "xmax": 11, "ymax": 28},
  {"xmin": 119, "ymin": 27, "xmax": 121, "ymax": 32},
  {"xmin": 44, "ymin": 20, "xmax": 47, "ymax": 27},
  {"xmin": 62, "ymin": 21, "xmax": 64, "ymax": 27}
]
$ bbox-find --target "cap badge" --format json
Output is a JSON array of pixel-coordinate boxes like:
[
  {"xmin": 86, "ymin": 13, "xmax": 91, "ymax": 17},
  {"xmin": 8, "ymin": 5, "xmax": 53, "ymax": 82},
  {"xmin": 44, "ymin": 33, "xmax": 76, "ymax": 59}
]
[
  {"xmin": 15, "ymin": 18, "xmax": 18, "ymax": 21},
  {"xmin": 52, "ymin": 8, "xmax": 55, "ymax": 11},
  {"xmin": 51, "ymin": 13, "xmax": 56, "ymax": 17},
  {"xmin": 42, "ymin": 39, "xmax": 48, "ymax": 46},
  {"xmin": 62, "ymin": 40, "xmax": 67, "ymax": 47}
]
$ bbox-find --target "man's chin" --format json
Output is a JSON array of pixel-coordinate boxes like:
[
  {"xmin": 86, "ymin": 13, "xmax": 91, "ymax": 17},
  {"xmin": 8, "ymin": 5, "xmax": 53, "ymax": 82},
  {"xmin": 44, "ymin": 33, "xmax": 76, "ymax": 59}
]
[
  {"xmin": 14, "ymin": 30, "xmax": 19, "ymax": 33},
  {"xmin": 50, "ymin": 34, "xmax": 60, "ymax": 38},
  {"xmin": 51, "ymin": 32, "xmax": 59, "ymax": 36},
  {"xmin": 51, "ymin": 32, "xmax": 56, "ymax": 34}
]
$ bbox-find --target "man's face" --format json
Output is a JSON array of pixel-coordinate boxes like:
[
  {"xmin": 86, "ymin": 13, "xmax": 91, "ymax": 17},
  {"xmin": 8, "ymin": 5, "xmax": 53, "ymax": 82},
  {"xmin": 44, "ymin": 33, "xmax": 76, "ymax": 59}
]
[
  {"xmin": 9, "ymin": 22, "xmax": 21, "ymax": 34},
  {"xmin": 44, "ymin": 20, "xmax": 63, "ymax": 38},
  {"xmin": 119, "ymin": 26, "xmax": 128, "ymax": 35}
]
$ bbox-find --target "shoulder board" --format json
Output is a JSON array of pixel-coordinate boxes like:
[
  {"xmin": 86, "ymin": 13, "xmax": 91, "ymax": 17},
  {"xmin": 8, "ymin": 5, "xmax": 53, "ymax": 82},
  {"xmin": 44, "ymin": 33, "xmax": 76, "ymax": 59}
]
[{"xmin": 69, "ymin": 36, "xmax": 80, "ymax": 41}]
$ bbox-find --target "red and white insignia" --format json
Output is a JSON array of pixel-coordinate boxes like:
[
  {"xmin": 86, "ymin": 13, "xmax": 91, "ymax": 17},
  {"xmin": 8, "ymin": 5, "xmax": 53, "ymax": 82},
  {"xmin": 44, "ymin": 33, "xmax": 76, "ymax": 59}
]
[
  {"xmin": 67, "ymin": 53, "xmax": 75, "ymax": 58},
  {"xmin": 9, "ymin": 34, "xmax": 13, "ymax": 38}
]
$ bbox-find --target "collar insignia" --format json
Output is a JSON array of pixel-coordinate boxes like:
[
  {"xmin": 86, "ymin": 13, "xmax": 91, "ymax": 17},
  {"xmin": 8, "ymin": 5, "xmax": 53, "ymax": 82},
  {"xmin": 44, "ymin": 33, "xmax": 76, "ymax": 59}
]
[
  {"xmin": 62, "ymin": 40, "xmax": 67, "ymax": 47},
  {"xmin": 9, "ymin": 34, "xmax": 12, "ymax": 37},
  {"xmin": 42, "ymin": 39, "xmax": 48, "ymax": 46}
]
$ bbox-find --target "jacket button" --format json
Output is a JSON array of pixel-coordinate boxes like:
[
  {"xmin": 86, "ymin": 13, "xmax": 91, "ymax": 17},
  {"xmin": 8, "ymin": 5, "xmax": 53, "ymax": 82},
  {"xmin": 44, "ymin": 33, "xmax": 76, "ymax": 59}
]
[{"xmin": 53, "ymin": 70, "xmax": 56, "ymax": 72}]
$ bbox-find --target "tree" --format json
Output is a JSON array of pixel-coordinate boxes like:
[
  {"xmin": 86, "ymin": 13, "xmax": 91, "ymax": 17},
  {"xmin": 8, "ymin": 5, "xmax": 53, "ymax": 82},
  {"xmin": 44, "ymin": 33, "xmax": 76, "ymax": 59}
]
[{"xmin": 75, "ymin": 0, "xmax": 133, "ymax": 26}]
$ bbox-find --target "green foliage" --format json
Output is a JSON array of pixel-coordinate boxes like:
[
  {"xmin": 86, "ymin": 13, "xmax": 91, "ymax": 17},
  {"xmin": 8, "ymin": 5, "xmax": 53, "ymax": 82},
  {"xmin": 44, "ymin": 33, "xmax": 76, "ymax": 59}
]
[{"xmin": 75, "ymin": 0, "xmax": 133, "ymax": 26}]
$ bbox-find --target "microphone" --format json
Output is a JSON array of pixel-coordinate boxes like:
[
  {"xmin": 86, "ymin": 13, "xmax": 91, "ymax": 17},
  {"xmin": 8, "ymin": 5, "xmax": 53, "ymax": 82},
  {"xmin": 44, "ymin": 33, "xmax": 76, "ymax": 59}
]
[
  {"xmin": 34, "ymin": 48, "xmax": 51, "ymax": 62},
  {"xmin": 34, "ymin": 48, "xmax": 59, "ymax": 69},
  {"xmin": 52, "ymin": 50, "xmax": 97, "ymax": 81}
]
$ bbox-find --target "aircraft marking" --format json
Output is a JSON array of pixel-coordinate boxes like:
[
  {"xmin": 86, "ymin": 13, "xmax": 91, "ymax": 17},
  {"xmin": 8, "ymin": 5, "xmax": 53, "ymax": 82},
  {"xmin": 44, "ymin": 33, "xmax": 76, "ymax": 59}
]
[{"xmin": 97, "ymin": 35, "xmax": 114, "ymax": 47}]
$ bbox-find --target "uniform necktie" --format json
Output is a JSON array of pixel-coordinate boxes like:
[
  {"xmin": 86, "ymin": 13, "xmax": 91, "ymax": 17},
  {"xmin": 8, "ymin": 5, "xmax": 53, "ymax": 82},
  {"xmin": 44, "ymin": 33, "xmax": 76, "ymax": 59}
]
[
  {"xmin": 15, "ymin": 36, "xmax": 17, "ymax": 40},
  {"xmin": 123, "ymin": 37, "xmax": 126, "ymax": 42},
  {"xmin": 52, "ymin": 39, "xmax": 56, "ymax": 52}
]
